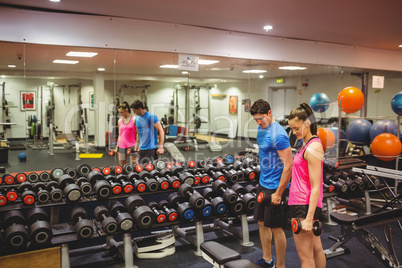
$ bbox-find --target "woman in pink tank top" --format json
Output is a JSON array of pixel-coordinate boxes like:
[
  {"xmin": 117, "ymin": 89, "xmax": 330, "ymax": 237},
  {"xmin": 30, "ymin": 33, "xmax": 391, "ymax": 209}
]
[
  {"xmin": 117, "ymin": 102, "xmax": 139, "ymax": 166},
  {"xmin": 288, "ymin": 103, "xmax": 326, "ymax": 268}
]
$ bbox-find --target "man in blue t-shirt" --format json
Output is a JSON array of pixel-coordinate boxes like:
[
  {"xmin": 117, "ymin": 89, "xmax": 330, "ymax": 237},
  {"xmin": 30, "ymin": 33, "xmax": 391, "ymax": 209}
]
[
  {"xmin": 130, "ymin": 100, "xmax": 164, "ymax": 164},
  {"xmin": 250, "ymin": 99, "xmax": 293, "ymax": 268}
]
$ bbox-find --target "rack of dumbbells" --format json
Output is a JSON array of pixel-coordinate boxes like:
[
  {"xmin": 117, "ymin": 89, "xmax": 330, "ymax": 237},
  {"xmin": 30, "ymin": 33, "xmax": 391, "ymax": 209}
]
[{"xmin": 0, "ymin": 153, "xmax": 263, "ymax": 267}]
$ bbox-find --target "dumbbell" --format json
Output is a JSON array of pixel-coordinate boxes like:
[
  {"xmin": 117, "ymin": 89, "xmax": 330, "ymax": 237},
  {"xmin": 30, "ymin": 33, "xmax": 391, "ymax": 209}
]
[
  {"xmin": 123, "ymin": 164, "xmax": 134, "ymax": 174},
  {"xmin": 197, "ymin": 199, "xmax": 213, "ymax": 219},
  {"xmin": 47, "ymin": 181, "xmax": 63, "ymax": 202},
  {"xmin": 109, "ymin": 201, "xmax": 134, "ymax": 231},
  {"xmin": 50, "ymin": 167, "xmax": 64, "ymax": 180},
  {"xmin": 336, "ymin": 172, "xmax": 357, "ymax": 192},
  {"xmin": 323, "ymin": 173, "xmax": 348, "ymax": 193},
  {"xmin": 6, "ymin": 185, "xmax": 19, "ymax": 202},
  {"xmin": 126, "ymin": 172, "xmax": 147, "ymax": 192},
  {"xmin": 158, "ymin": 200, "xmax": 178, "ymax": 222},
  {"xmin": 1, "ymin": 210, "xmax": 29, "ymax": 249},
  {"xmin": 178, "ymin": 183, "xmax": 205, "ymax": 209},
  {"xmin": 112, "ymin": 165, "xmax": 124, "ymax": 175},
  {"xmin": 148, "ymin": 201, "xmax": 167, "ymax": 223},
  {"xmin": 35, "ymin": 182, "xmax": 50, "ymax": 203},
  {"xmin": 192, "ymin": 169, "xmax": 210, "ymax": 185},
  {"xmin": 212, "ymin": 180, "xmax": 238, "ymax": 205},
  {"xmin": 215, "ymin": 163, "xmax": 239, "ymax": 184},
  {"xmin": 28, "ymin": 172, "xmax": 39, "ymax": 183},
  {"xmin": 137, "ymin": 170, "xmax": 159, "ymax": 192},
  {"xmin": 292, "ymin": 219, "xmax": 322, "ymax": 236},
  {"xmin": 64, "ymin": 167, "xmax": 78, "ymax": 178},
  {"xmin": 201, "ymin": 187, "xmax": 227, "ymax": 216},
  {"xmin": 70, "ymin": 206, "xmax": 94, "ymax": 239},
  {"xmin": 87, "ymin": 170, "xmax": 112, "ymax": 199},
  {"xmin": 76, "ymin": 177, "xmax": 93, "ymax": 196},
  {"xmin": 94, "ymin": 205, "xmax": 118, "ymax": 234},
  {"xmin": 20, "ymin": 181, "xmax": 37, "ymax": 205},
  {"xmin": 231, "ymin": 183, "xmax": 257, "ymax": 212},
  {"xmin": 256, "ymin": 188, "xmax": 288, "ymax": 208},
  {"xmin": 149, "ymin": 170, "xmax": 170, "ymax": 190},
  {"xmin": 15, "ymin": 172, "xmax": 27, "ymax": 183},
  {"xmin": 143, "ymin": 162, "xmax": 155, "ymax": 172},
  {"xmin": 0, "ymin": 189, "xmax": 7, "ymax": 206},
  {"xmin": 58, "ymin": 174, "xmax": 82, "ymax": 202},
  {"xmin": 76, "ymin": 163, "xmax": 92, "ymax": 177},
  {"xmin": 233, "ymin": 161, "xmax": 257, "ymax": 181},
  {"xmin": 204, "ymin": 164, "xmax": 226, "ymax": 182},
  {"xmin": 2, "ymin": 173, "xmax": 15, "ymax": 185},
  {"xmin": 341, "ymin": 170, "xmax": 365, "ymax": 191},
  {"xmin": 115, "ymin": 174, "xmax": 134, "ymax": 194},
  {"xmin": 323, "ymin": 159, "xmax": 340, "ymax": 171},
  {"xmin": 159, "ymin": 168, "xmax": 181, "ymax": 189},
  {"xmin": 167, "ymin": 192, "xmax": 195, "ymax": 221},
  {"xmin": 195, "ymin": 158, "xmax": 213, "ymax": 169},
  {"xmin": 125, "ymin": 194, "xmax": 156, "ymax": 229},
  {"xmin": 170, "ymin": 164, "xmax": 195, "ymax": 185},
  {"xmin": 38, "ymin": 171, "xmax": 51, "ymax": 182},
  {"xmin": 228, "ymin": 195, "xmax": 246, "ymax": 216},
  {"xmin": 105, "ymin": 175, "xmax": 123, "ymax": 195},
  {"xmin": 100, "ymin": 166, "xmax": 112, "ymax": 176},
  {"xmin": 26, "ymin": 207, "xmax": 53, "ymax": 246},
  {"xmin": 153, "ymin": 159, "xmax": 166, "ymax": 170}
]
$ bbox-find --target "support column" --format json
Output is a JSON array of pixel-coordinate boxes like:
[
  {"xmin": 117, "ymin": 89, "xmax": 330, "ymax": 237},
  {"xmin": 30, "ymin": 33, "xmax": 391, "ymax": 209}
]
[{"xmin": 93, "ymin": 73, "xmax": 106, "ymax": 148}]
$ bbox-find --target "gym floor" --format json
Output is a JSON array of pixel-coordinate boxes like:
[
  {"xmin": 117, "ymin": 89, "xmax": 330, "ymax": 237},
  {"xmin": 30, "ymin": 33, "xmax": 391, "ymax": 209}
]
[{"xmin": 2, "ymin": 137, "xmax": 402, "ymax": 268}]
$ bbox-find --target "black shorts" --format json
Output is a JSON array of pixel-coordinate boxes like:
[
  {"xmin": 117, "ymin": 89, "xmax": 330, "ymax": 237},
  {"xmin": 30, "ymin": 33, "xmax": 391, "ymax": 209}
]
[
  {"xmin": 118, "ymin": 146, "xmax": 137, "ymax": 157},
  {"xmin": 289, "ymin": 205, "xmax": 322, "ymax": 220},
  {"xmin": 253, "ymin": 185, "xmax": 289, "ymax": 228},
  {"xmin": 138, "ymin": 148, "xmax": 158, "ymax": 164}
]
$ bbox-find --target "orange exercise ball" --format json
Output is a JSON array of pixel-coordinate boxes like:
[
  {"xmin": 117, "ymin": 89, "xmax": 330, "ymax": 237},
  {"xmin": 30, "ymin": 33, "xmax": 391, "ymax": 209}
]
[
  {"xmin": 371, "ymin": 133, "xmax": 402, "ymax": 161},
  {"xmin": 337, "ymin": 86, "xmax": 365, "ymax": 113},
  {"xmin": 317, "ymin": 128, "xmax": 335, "ymax": 152}
]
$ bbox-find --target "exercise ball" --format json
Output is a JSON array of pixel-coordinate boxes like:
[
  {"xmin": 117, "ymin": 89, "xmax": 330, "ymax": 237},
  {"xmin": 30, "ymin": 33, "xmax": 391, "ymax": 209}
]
[
  {"xmin": 371, "ymin": 133, "xmax": 402, "ymax": 161},
  {"xmin": 18, "ymin": 152, "xmax": 27, "ymax": 162},
  {"xmin": 328, "ymin": 127, "xmax": 347, "ymax": 149},
  {"xmin": 337, "ymin": 86, "xmax": 364, "ymax": 113},
  {"xmin": 369, "ymin": 120, "xmax": 399, "ymax": 142},
  {"xmin": 317, "ymin": 128, "xmax": 335, "ymax": 151},
  {"xmin": 310, "ymin": 93, "xmax": 330, "ymax": 113},
  {"xmin": 391, "ymin": 91, "xmax": 402, "ymax": 116},
  {"xmin": 346, "ymin": 119, "xmax": 372, "ymax": 145}
]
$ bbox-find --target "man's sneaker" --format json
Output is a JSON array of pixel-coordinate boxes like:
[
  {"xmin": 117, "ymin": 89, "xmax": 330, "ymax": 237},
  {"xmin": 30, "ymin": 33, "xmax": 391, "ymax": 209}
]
[{"xmin": 256, "ymin": 258, "xmax": 275, "ymax": 268}]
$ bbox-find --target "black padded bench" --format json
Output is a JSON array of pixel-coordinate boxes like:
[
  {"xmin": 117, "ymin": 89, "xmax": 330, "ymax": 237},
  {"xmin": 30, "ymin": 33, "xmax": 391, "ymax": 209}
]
[
  {"xmin": 324, "ymin": 208, "xmax": 402, "ymax": 267},
  {"xmin": 200, "ymin": 241, "xmax": 260, "ymax": 268}
]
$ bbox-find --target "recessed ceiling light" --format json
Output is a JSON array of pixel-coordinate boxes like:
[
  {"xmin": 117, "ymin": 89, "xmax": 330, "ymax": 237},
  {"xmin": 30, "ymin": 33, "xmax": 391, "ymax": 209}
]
[
  {"xmin": 53, "ymin": 59, "xmax": 79, "ymax": 64},
  {"xmin": 1, "ymin": 75, "xmax": 6, "ymax": 78},
  {"xmin": 263, "ymin": 25, "xmax": 273, "ymax": 31},
  {"xmin": 279, "ymin": 66, "xmax": 306, "ymax": 70},
  {"xmin": 242, "ymin": 70, "xmax": 267, "ymax": 74},
  {"xmin": 49, "ymin": 0, "xmax": 60, "ymax": 2},
  {"xmin": 67, "ymin": 51, "xmax": 98, "ymax": 57},
  {"xmin": 160, "ymin": 64, "xmax": 178, "ymax": 69},
  {"xmin": 259, "ymin": 75, "xmax": 264, "ymax": 79},
  {"xmin": 182, "ymin": 71, "xmax": 189, "ymax": 74},
  {"xmin": 399, "ymin": 45, "xmax": 402, "ymax": 48},
  {"xmin": 198, "ymin": 60, "xmax": 220, "ymax": 65},
  {"xmin": 8, "ymin": 65, "xmax": 16, "ymax": 68},
  {"xmin": 97, "ymin": 68, "xmax": 105, "ymax": 71}
]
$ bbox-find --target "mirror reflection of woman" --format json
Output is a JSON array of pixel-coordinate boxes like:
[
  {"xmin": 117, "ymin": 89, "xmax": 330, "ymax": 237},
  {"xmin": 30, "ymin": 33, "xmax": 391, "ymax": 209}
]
[{"xmin": 116, "ymin": 102, "xmax": 139, "ymax": 166}]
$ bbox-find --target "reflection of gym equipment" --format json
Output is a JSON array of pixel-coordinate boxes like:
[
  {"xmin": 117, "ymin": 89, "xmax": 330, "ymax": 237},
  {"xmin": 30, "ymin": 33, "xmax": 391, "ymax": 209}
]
[{"xmin": 0, "ymin": 82, "xmax": 17, "ymax": 141}]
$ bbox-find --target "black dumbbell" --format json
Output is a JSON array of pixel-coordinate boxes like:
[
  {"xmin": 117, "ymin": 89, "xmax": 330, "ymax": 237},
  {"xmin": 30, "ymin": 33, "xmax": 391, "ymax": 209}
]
[
  {"xmin": 148, "ymin": 201, "xmax": 167, "ymax": 223},
  {"xmin": 15, "ymin": 172, "xmax": 27, "ymax": 183},
  {"xmin": 87, "ymin": 170, "xmax": 112, "ymax": 199},
  {"xmin": 142, "ymin": 162, "xmax": 155, "ymax": 172},
  {"xmin": 94, "ymin": 205, "xmax": 118, "ymax": 234},
  {"xmin": 178, "ymin": 183, "xmax": 205, "ymax": 209},
  {"xmin": 233, "ymin": 161, "xmax": 257, "ymax": 181},
  {"xmin": 109, "ymin": 201, "xmax": 134, "ymax": 231},
  {"xmin": 123, "ymin": 164, "xmax": 134, "ymax": 174},
  {"xmin": 137, "ymin": 170, "xmax": 159, "ymax": 192},
  {"xmin": 76, "ymin": 177, "xmax": 93, "ymax": 196},
  {"xmin": 112, "ymin": 165, "xmax": 124, "ymax": 175},
  {"xmin": 292, "ymin": 219, "xmax": 322, "ymax": 236},
  {"xmin": 159, "ymin": 168, "xmax": 181, "ymax": 189},
  {"xmin": 28, "ymin": 172, "xmax": 40, "ymax": 183},
  {"xmin": 105, "ymin": 175, "xmax": 123, "ymax": 195},
  {"xmin": 149, "ymin": 170, "xmax": 170, "ymax": 190},
  {"xmin": 50, "ymin": 167, "xmax": 64, "ymax": 180},
  {"xmin": 19, "ymin": 181, "xmax": 37, "ymax": 205},
  {"xmin": 58, "ymin": 174, "xmax": 82, "ymax": 202},
  {"xmin": 47, "ymin": 181, "xmax": 63, "ymax": 202},
  {"xmin": 323, "ymin": 173, "xmax": 348, "ymax": 193},
  {"xmin": 34, "ymin": 182, "xmax": 50, "ymax": 203},
  {"xmin": 158, "ymin": 200, "xmax": 178, "ymax": 222},
  {"xmin": 167, "ymin": 192, "xmax": 195, "ymax": 221},
  {"xmin": 212, "ymin": 180, "xmax": 238, "ymax": 205},
  {"xmin": 2, "ymin": 173, "xmax": 15, "ymax": 185},
  {"xmin": 0, "ymin": 189, "xmax": 7, "ymax": 206},
  {"xmin": 26, "ymin": 207, "xmax": 53, "ymax": 246},
  {"xmin": 126, "ymin": 172, "xmax": 147, "ymax": 193},
  {"xmin": 64, "ymin": 167, "xmax": 78, "ymax": 178},
  {"xmin": 204, "ymin": 164, "xmax": 226, "ymax": 182},
  {"xmin": 170, "ymin": 164, "xmax": 195, "ymax": 185},
  {"xmin": 323, "ymin": 159, "xmax": 340, "ymax": 171},
  {"xmin": 38, "ymin": 171, "xmax": 51, "ymax": 182},
  {"xmin": 201, "ymin": 187, "xmax": 227, "ymax": 216},
  {"xmin": 231, "ymin": 183, "xmax": 256, "ymax": 212},
  {"xmin": 256, "ymin": 188, "xmax": 288, "ymax": 208},
  {"xmin": 215, "ymin": 163, "xmax": 240, "ymax": 184},
  {"xmin": 100, "ymin": 166, "xmax": 112, "ymax": 176},
  {"xmin": 192, "ymin": 169, "xmax": 210, "ymax": 185},
  {"xmin": 6, "ymin": 185, "xmax": 19, "ymax": 202},
  {"xmin": 76, "ymin": 163, "xmax": 92, "ymax": 177},
  {"xmin": 124, "ymin": 194, "xmax": 156, "ymax": 229},
  {"xmin": 341, "ymin": 170, "xmax": 365, "ymax": 191},
  {"xmin": 153, "ymin": 159, "xmax": 166, "ymax": 170},
  {"xmin": 115, "ymin": 174, "xmax": 134, "ymax": 194},
  {"xmin": 337, "ymin": 172, "xmax": 358, "ymax": 192},
  {"xmin": 70, "ymin": 206, "xmax": 94, "ymax": 239},
  {"xmin": 1, "ymin": 210, "xmax": 29, "ymax": 249}
]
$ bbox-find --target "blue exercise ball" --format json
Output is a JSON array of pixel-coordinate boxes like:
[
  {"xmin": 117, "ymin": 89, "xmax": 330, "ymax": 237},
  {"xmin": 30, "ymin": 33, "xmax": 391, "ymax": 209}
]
[
  {"xmin": 369, "ymin": 120, "xmax": 399, "ymax": 142},
  {"xmin": 310, "ymin": 93, "xmax": 330, "ymax": 113},
  {"xmin": 391, "ymin": 91, "xmax": 402, "ymax": 116},
  {"xmin": 346, "ymin": 119, "xmax": 372, "ymax": 145},
  {"xmin": 328, "ymin": 127, "xmax": 347, "ymax": 149},
  {"xmin": 18, "ymin": 152, "xmax": 27, "ymax": 162}
]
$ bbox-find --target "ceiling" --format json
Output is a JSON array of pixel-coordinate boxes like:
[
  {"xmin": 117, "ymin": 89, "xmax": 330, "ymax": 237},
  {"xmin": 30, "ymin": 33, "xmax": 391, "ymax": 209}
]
[{"xmin": 1, "ymin": 0, "xmax": 402, "ymax": 82}]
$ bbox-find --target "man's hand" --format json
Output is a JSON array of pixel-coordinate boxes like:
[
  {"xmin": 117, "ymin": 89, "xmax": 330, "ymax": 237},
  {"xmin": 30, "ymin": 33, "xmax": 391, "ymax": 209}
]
[
  {"xmin": 156, "ymin": 148, "xmax": 164, "ymax": 154},
  {"xmin": 271, "ymin": 192, "xmax": 282, "ymax": 205}
]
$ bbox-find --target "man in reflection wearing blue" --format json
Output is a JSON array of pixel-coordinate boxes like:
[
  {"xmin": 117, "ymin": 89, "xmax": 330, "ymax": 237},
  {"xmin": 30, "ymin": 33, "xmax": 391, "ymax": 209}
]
[{"xmin": 250, "ymin": 99, "xmax": 293, "ymax": 268}]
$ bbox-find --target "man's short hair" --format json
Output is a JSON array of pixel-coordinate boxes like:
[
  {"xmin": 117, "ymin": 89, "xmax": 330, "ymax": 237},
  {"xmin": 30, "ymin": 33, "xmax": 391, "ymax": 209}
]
[
  {"xmin": 130, "ymin": 100, "xmax": 144, "ymax": 110},
  {"xmin": 250, "ymin": 99, "xmax": 271, "ymax": 115}
]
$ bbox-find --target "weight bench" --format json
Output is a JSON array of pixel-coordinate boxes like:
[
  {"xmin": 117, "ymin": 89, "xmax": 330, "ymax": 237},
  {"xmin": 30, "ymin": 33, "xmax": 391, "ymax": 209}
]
[
  {"xmin": 324, "ymin": 208, "xmax": 402, "ymax": 267},
  {"xmin": 200, "ymin": 241, "xmax": 260, "ymax": 268}
]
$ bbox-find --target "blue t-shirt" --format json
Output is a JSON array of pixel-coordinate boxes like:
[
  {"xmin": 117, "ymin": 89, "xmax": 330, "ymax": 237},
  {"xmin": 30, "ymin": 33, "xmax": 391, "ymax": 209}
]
[
  {"xmin": 135, "ymin": 111, "xmax": 159, "ymax": 150},
  {"xmin": 256, "ymin": 121, "xmax": 290, "ymax": 190}
]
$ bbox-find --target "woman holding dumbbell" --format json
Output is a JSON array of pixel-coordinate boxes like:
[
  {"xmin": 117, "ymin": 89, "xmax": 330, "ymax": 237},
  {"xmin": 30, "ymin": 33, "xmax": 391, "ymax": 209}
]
[
  {"xmin": 116, "ymin": 101, "xmax": 140, "ymax": 166},
  {"xmin": 287, "ymin": 103, "xmax": 326, "ymax": 268}
]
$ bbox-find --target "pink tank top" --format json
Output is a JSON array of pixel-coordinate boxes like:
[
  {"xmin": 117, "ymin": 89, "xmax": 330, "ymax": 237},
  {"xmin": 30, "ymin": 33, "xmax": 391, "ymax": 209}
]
[
  {"xmin": 288, "ymin": 137, "xmax": 323, "ymax": 208},
  {"xmin": 118, "ymin": 116, "xmax": 136, "ymax": 149}
]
